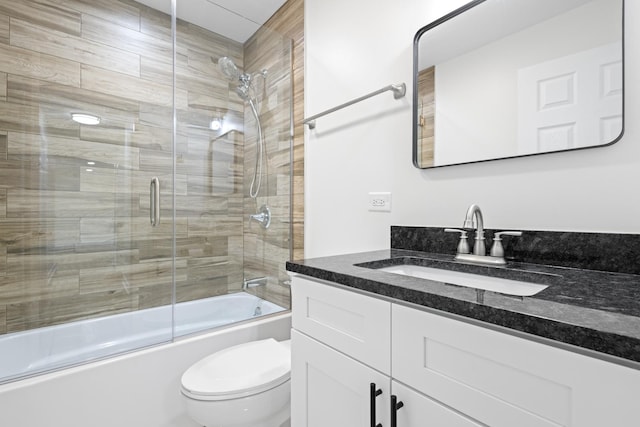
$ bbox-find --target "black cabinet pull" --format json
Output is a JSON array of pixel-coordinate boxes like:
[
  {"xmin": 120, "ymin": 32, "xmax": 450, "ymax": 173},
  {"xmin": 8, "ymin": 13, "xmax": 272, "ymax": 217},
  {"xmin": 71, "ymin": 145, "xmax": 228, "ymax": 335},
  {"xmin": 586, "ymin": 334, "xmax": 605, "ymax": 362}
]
[
  {"xmin": 390, "ymin": 394, "xmax": 404, "ymax": 427},
  {"xmin": 370, "ymin": 383, "xmax": 383, "ymax": 427}
]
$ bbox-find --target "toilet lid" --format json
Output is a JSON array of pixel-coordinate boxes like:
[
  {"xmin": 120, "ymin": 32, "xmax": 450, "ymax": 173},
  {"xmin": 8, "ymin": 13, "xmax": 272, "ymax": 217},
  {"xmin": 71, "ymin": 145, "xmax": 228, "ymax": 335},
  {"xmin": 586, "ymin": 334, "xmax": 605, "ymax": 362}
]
[{"xmin": 181, "ymin": 338, "xmax": 291, "ymax": 401}]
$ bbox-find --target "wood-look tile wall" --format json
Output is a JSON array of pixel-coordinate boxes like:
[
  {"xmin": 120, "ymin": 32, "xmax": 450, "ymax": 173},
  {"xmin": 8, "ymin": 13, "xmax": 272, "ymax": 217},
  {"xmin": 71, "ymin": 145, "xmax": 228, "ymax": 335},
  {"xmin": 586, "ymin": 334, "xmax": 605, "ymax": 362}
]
[
  {"xmin": 261, "ymin": 0, "xmax": 304, "ymax": 263},
  {"xmin": 242, "ymin": 0, "xmax": 303, "ymax": 309},
  {"xmin": 418, "ymin": 66, "xmax": 435, "ymax": 167},
  {"xmin": 0, "ymin": 0, "xmax": 251, "ymax": 333}
]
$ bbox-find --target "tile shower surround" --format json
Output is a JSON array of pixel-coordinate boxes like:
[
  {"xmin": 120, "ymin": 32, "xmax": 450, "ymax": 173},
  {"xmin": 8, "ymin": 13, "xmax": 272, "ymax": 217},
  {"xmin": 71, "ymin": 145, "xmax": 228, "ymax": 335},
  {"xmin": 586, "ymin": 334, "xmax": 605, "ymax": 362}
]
[
  {"xmin": 242, "ymin": 15, "xmax": 296, "ymax": 309},
  {"xmin": 242, "ymin": 0, "xmax": 303, "ymax": 306},
  {"xmin": 0, "ymin": 0, "xmax": 301, "ymax": 335},
  {"xmin": 286, "ymin": 226, "xmax": 640, "ymax": 366}
]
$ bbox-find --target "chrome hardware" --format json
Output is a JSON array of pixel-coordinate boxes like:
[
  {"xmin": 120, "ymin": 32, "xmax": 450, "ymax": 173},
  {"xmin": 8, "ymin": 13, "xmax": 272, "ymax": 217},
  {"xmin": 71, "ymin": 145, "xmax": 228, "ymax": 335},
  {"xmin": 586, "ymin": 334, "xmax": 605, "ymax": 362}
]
[
  {"xmin": 451, "ymin": 204, "xmax": 522, "ymax": 266},
  {"xmin": 150, "ymin": 177, "xmax": 160, "ymax": 227},
  {"xmin": 243, "ymin": 276, "xmax": 268, "ymax": 290},
  {"xmin": 303, "ymin": 83, "xmax": 406, "ymax": 129},
  {"xmin": 455, "ymin": 253, "xmax": 508, "ymax": 265},
  {"xmin": 490, "ymin": 231, "xmax": 523, "ymax": 257},
  {"xmin": 444, "ymin": 228, "xmax": 470, "ymax": 254},
  {"xmin": 462, "ymin": 204, "xmax": 485, "ymax": 255},
  {"xmin": 249, "ymin": 204, "xmax": 271, "ymax": 229},
  {"xmin": 253, "ymin": 302, "xmax": 262, "ymax": 316}
]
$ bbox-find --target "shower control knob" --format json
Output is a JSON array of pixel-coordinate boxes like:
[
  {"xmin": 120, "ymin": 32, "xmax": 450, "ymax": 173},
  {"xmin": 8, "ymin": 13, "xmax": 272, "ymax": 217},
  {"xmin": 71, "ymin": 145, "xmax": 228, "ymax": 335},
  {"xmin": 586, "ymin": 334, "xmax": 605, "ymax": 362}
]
[{"xmin": 249, "ymin": 205, "xmax": 271, "ymax": 229}]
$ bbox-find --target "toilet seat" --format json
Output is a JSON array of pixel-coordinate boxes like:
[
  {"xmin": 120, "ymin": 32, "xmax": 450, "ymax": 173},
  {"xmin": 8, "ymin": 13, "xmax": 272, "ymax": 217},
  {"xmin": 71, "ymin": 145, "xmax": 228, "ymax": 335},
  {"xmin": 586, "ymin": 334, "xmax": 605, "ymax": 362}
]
[{"xmin": 181, "ymin": 338, "xmax": 290, "ymax": 401}]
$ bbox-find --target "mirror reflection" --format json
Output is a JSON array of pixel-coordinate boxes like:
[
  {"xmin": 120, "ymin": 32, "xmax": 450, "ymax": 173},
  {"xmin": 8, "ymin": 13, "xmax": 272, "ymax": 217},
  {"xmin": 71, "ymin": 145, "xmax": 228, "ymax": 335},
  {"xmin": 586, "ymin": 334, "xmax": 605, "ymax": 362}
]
[{"xmin": 413, "ymin": 0, "xmax": 624, "ymax": 169}]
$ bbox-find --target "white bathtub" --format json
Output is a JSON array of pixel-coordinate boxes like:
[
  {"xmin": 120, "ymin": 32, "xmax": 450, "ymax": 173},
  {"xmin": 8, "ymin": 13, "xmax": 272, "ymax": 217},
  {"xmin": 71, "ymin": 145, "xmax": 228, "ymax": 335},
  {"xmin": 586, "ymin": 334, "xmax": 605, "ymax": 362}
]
[{"xmin": 0, "ymin": 292, "xmax": 285, "ymax": 383}]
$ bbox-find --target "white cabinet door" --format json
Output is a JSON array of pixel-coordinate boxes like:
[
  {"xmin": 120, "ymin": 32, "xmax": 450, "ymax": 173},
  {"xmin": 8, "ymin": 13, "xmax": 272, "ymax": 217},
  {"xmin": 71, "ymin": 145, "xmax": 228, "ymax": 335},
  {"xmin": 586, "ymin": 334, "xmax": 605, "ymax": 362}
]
[
  {"xmin": 392, "ymin": 304, "xmax": 640, "ymax": 427},
  {"xmin": 392, "ymin": 381, "xmax": 483, "ymax": 427},
  {"xmin": 291, "ymin": 330, "xmax": 390, "ymax": 427},
  {"xmin": 291, "ymin": 275, "xmax": 391, "ymax": 374}
]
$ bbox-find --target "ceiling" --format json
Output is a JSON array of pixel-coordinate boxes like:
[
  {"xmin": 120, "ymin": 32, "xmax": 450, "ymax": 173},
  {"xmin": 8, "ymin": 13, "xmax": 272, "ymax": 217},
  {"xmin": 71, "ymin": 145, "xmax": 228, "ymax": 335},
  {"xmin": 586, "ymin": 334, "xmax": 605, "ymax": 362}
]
[
  {"xmin": 135, "ymin": 0, "xmax": 288, "ymax": 43},
  {"xmin": 418, "ymin": 0, "xmax": 592, "ymax": 69}
]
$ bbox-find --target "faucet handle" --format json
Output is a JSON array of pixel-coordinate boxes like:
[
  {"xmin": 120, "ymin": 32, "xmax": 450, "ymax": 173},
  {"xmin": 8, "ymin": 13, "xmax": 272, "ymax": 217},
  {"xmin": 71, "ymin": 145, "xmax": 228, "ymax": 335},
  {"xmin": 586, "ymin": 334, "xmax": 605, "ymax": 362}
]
[
  {"xmin": 490, "ymin": 231, "xmax": 522, "ymax": 257},
  {"xmin": 444, "ymin": 228, "xmax": 470, "ymax": 255},
  {"xmin": 444, "ymin": 228, "xmax": 465, "ymax": 233}
]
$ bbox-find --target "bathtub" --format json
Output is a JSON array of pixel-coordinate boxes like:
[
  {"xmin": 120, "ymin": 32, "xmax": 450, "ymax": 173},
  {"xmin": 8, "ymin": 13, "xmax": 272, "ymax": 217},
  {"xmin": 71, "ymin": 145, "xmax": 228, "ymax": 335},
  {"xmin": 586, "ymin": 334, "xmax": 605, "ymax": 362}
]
[{"xmin": 0, "ymin": 292, "xmax": 285, "ymax": 383}]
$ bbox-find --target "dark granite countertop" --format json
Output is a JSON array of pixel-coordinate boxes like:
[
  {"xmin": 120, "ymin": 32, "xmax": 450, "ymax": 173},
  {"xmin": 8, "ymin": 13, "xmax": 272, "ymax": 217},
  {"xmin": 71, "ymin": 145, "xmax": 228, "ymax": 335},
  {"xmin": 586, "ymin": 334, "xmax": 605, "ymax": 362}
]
[{"xmin": 286, "ymin": 248, "xmax": 640, "ymax": 368}]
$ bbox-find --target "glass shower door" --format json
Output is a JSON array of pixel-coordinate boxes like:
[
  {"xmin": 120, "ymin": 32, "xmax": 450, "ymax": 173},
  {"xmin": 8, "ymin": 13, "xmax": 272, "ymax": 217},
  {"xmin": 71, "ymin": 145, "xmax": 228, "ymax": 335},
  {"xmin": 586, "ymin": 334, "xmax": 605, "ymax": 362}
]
[
  {"xmin": 172, "ymin": 4, "xmax": 293, "ymax": 337},
  {"xmin": 0, "ymin": 0, "xmax": 176, "ymax": 382}
]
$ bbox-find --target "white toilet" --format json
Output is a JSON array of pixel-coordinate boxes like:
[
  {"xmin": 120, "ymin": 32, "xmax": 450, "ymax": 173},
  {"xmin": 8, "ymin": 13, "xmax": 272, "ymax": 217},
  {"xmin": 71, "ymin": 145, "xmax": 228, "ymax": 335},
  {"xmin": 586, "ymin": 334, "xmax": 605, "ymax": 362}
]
[{"xmin": 180, "ymin": 338, "xmax": 291, "ymax": 427}]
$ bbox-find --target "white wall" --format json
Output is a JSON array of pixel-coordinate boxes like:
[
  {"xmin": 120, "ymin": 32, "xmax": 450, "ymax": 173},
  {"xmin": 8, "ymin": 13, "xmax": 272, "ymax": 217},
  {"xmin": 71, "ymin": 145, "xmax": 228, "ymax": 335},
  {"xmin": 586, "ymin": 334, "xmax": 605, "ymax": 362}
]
[
  {"xmin": 0, "ymin": 314, "xmax": 291, "ymax": 427},
  {"xmin": 304, "ymin": 0, "xmax": 640, "ymax": 258}
]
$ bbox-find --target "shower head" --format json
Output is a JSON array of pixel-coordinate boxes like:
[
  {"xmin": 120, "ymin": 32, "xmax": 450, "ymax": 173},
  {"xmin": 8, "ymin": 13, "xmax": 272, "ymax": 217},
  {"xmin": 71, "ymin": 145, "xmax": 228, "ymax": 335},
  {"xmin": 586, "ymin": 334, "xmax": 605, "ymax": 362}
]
[
  {"xmin": 235, "ymin": 84, "xmax": 251, "ymax": 101},
  {"xmin": 218, "ymin": 56, "xmax": 240, "ymax": 81},
  {"xmin": 217, "ymin": 57, "xmax": 263, "ymax": 104}
]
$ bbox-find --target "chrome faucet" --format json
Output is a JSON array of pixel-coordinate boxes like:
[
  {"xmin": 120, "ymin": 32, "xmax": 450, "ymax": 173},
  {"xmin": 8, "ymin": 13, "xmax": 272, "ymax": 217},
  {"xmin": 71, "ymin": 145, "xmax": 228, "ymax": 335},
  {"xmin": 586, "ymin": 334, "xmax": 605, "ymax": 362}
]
[
  {"xmin": 462, "ymin": 204, "xmax": 486, "ymax": 256},
  {"xmin": 445, "ymin": 204, "xmax": 522, "ymax": 266},
  {"xmin": 243, "ymin": 276, "xmax": 268, "ymax": 290}
]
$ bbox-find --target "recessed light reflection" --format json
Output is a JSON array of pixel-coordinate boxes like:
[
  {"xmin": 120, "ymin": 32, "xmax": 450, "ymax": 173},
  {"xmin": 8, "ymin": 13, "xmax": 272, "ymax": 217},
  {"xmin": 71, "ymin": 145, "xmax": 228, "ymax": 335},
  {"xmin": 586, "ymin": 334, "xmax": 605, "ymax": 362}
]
[
  {"xmin": 85, "ymin": 168, "xmax": 94, "ymax": 172},
  {"xmin": 87, "ymin": 161, "xmax": 95, "ymax": 165},
  {"xmin": 71, "ymin": 113, "xmax": 101, "ymax": 125},
  {"xmin": 210, "ymin": 118, "xmax": 222, "ymax": 131}
]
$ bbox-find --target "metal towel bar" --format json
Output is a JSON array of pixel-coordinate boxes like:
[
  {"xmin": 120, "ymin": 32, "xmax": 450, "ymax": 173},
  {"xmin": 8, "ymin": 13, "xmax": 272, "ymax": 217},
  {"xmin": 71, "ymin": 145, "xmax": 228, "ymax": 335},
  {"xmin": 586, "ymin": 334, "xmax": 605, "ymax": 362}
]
[{"xmin": 303, "ymin": 83, "xmax": 406, "ymax": 129}]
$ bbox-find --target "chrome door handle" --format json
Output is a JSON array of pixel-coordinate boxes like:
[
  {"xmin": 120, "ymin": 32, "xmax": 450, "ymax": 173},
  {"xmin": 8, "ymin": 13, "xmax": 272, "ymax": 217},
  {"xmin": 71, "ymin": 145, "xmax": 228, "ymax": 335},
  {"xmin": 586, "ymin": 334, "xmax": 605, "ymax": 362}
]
[{"xmin": 150, "ymin": 177, "xmax": 160, "ymax": 227}]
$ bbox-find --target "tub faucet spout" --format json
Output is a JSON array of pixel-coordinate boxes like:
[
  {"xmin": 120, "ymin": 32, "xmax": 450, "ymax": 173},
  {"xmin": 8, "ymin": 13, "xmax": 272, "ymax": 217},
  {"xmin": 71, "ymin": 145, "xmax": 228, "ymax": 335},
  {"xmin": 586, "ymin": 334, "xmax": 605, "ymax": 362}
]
[{"xmin": 463, "ymin": 204, "xmax": 485, "ymax": 255}]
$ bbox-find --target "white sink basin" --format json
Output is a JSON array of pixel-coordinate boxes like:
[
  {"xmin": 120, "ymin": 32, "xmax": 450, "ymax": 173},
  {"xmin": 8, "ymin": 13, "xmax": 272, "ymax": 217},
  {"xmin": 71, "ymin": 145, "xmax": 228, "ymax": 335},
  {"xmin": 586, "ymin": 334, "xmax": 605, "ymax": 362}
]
[{"xmin": 378, "ymin": 265, "xmax": 548, "ymax": 297}]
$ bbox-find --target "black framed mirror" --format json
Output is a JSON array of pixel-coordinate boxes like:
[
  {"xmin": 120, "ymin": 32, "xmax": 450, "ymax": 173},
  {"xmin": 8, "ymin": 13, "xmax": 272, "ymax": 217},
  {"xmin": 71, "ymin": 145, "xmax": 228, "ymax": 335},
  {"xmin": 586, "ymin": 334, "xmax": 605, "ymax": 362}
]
[{"xmin": 412, "ymin": 0, "xmax": 624, "ymax": 169}]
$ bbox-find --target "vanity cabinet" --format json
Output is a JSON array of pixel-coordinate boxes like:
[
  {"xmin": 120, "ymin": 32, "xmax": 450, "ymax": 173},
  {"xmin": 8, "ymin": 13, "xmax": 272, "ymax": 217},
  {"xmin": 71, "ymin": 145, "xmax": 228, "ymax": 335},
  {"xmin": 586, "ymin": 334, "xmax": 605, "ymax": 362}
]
[
  {"xmin": 292, "ymin": 276, "xmax": 482, "ymax": 427},
  {"xmin": 291, "ymin": 275, "xmax": 391, "ymax": 427},
  {"xmin": 393, "ymin": 304, "xmax": 640, "ymax": 427},
  {"xmin": 291, "ymin": 275, "xmax": 391, "ymax": 373},
  {"xmin": 391, "ymin": 381, "xmax": 483, "ymax": 427},
  {"xmin": 291, "ymin": 275, "xmax": 640, "ymax": 427},
  {"xmin": 291, "ymin": 330, "xmax": 391, "ymax": 427}
]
